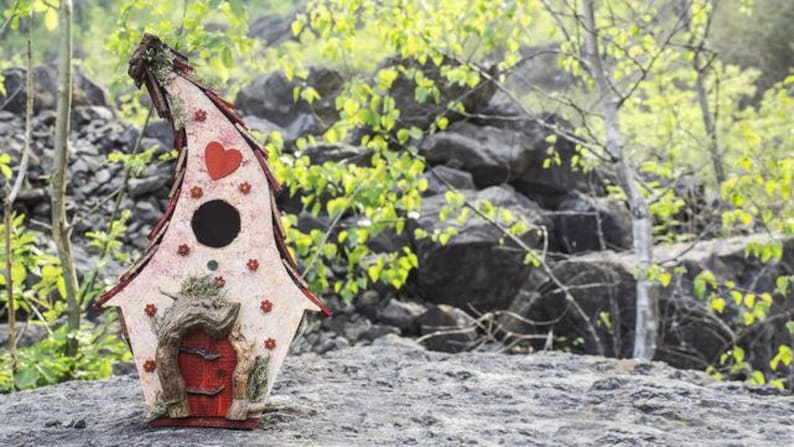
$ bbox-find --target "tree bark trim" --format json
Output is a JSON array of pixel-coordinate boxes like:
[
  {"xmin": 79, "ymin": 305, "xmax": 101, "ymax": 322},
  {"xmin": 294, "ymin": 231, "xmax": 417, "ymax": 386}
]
[
  {"xmin": 178, "ymin": 346, "xmax": 221, "ymax": 360},
  {"xmin": 186, "ymin": 385, "xmax": 225, "ymax": 396},
  {"xmin": 225, "ymin": 323, "xmax": 256, "ymax": 421}
]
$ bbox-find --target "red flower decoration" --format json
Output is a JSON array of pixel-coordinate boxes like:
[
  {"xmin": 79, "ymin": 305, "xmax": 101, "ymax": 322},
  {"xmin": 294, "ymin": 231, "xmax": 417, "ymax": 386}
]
[
  {"xmin": 247, "ymin": 259, "xmax": 259, "ymax": 271},
  {"xmin": 190, "ymin": 186, "xmax": 203, "ymax": 199},
  {"xmin": 143, "ymin": 360, "xmax": 157, "ymax": 373},
  {"xmin": 239, "ymin": 182, "xmax": 251, "ymax": 194},
  {"xmin": 264, "ymin": 338, "xmax": 276, "ymax": 350},
  {"xmin": 193, "ymin": 109, "xmax": 207, "ymax": 122},
  {"xmin": 144, "ymin": 303, "xmax": 157, "ymax": 317},
  {"xmin": 260, "ymin": 300, "xmax": 273, "ymax": 313},
  {"xmin": 177, "ymin": 244, "xmax": 190, "ymax": 257},
  {"xmin": 214, "ymin": 276, "xmax": 226, "ymax": 288}
]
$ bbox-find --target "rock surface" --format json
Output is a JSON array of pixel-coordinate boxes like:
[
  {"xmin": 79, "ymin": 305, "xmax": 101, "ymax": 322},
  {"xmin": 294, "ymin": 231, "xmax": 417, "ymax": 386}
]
[
  {"xmin": 410, "ymin": 185, "xmax": 550, "ymax": 311},
  {"xmin": 1, "ymin": 336, "xmax": 792, "ymax": 447}
]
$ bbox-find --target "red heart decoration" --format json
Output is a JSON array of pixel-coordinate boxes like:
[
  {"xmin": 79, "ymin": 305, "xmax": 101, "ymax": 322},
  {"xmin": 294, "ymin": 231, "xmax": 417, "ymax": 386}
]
[{"xmin": 204, "ymin": 141, "xmax": 242, "ymax": 180}]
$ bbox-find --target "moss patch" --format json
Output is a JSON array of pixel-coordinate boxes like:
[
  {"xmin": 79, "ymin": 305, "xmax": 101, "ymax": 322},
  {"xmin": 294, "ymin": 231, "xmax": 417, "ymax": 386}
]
[
  {"xmin": 179, "ymin": 275, "xmax": 227, "ymax": 304},
  {"xmin": 246, "ymin": 355, "xmax": 269, "ymax": 402}
]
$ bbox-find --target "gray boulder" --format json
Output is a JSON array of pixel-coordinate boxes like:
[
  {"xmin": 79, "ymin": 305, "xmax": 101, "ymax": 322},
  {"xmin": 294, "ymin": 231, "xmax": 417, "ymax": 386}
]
[
  {"xmin": 417, "ymin": 304, "xmax": 478, "ymax": 352},
  {"xmin": 410, "ymin": 185, "xmax": 552, "ymax": 311},
  {"xmin": 248, "ymin": 13, "xmax": 298, "ymax": 47},
  {"xmin": 377, "ymin": 299, "xmax": 428, "ymax": 333},
  {"xmin": 554, "ymin": 191, "xmax": 632, "ymax": 253},
  {"xmin": 0, "ymin": 65, "xmax": 110, "ymax": 115},
  {"xmin": 234, "ymin": 66, "xmax": 344, "ymax": 138},
  {"xmin": 420, "ymin": 121, "xmax": 539, "ymax": 186},
  {"xmin": 383, "ymin": 56, "xmax": 496, "ymax": 132},
  {"xmin": 422, "ymin": 165, "xmax": 476, "ymax": 196},
  {"xmin": 472, "ymin": 98, "xmax": 602, "ymax": 206}
]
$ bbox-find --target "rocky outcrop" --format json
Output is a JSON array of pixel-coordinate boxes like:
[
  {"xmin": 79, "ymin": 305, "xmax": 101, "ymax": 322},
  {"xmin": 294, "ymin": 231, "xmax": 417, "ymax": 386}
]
[
  {"xmin": 1, "ymin": 65, "xmax": 110, "ymax": 114},
  {"xmin": 553, "ymin": 191, "xmax": 632, "ymax": 253},
  {"xmin": 0, "ymin": 336, "xmax": 792, "ymax": 446},
  {"xmin": 248, "ymin": 12, "xmax": 300, "ymax": 47},
  {"xmin": 495, "ymin": 235, "xmax": 794, "ymax": 373},
  {"xmin": 420, "ymin": 120, "xmax": 541, "ymax": 186},
  {"xmin": 233, "ymin": 66, "xmax": 344, "ymax": 139},
  {"xmin": 0, "ymin": 100, "xmax": 170, "ymax": 274},
  {"xmin": 409, "ymin": 185, "xmax": 551, "ymax": 312},
  {"xmin": 382, "ymin": 56, "xmax": 496, "ymax": 132}
]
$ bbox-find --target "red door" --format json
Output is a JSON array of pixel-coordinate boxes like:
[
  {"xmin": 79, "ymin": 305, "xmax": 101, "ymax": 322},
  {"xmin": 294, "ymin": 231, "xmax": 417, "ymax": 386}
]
[{"xmin": 178, "ymin": 330, "xmax": 237, "ymax": 418}]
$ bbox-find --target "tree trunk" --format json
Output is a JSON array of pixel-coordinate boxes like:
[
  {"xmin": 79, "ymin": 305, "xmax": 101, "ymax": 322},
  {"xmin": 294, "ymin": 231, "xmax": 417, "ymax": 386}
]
[
  {"xmin": 51, "ymin": 0, "xmax": 80, "ymax": 357},
  {"xmin": 582, "ymin": 0, "xmax": 657, "ymax": 359},
  {"xmin": 694, "ymin": 55, "xmax": 724, "ymax": 187}
]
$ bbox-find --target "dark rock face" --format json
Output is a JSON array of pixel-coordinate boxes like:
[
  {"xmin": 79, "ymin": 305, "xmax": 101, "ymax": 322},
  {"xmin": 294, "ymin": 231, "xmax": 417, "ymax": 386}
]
[
  {"xmin": 493, "ymin": 235, "xmax": 794, "ymax": 373},
  {"xmin": 301, "ymin": 142, "xmax": 370, "ymax": 165},
  {"xmin": 0, "ymin": 65, "xmax": 110, "ymax": 115},
  {"xmin": 488, "ymin": 258, "xmax": 635, "ymax": 357},
  {"xmin": 422, "ymin": 165, "xmax": 476, "ymax": 196},
  {"xmin": 1, "ymin": 338, "xmax": 792, "ymax": 446},
  {"xmin": 234, "ymin": 66, "xmax": 344, "ymax": 139},
  {"xmin": 0, "ymin": 77, "xmax": 170, "ymax": 278},
  {"xmin": 383, "ymin": 56, "xmax": 496, "ymax": 132},
  {"xmin": 470, "ymin": 99, "xmax": 602, "ymax": 206},
  {"xmin": 377, "ymin": 299, "xmax": 428, "ymax": 333},
  {"xmin": 142, "ymin": 119, "xmax": 174, "ymax": 148},
  {"xmin": 417, "ymin": 304, "xmax": 478, "ymax": 352},
  {"xmin": 660, "ymin": 236, "xmax": 794, "ymax": 371},
  {"xmin": 554, "ymin": 191, "xmax": 632, "ymax": 253},
  {"xmin": 420, "ymin": 121, "xmax": 540, "ymax": 186},
  {"xmin": 248, "ymin": 13, "xmax": 298, "ymax": 47},
  {"xmin": 410, "ymin": 186, "xmax": 551, "ymax": 311},
  {"xmin": 420, "ymin": 99, "xmax": 602, "ymax": 203}
]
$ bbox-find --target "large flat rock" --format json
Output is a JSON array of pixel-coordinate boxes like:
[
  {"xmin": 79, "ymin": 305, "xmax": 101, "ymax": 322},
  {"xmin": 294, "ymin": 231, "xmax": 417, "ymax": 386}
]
[{"xmin": 1, "ymin": 336, "xmax": 792, "ymax": 446}]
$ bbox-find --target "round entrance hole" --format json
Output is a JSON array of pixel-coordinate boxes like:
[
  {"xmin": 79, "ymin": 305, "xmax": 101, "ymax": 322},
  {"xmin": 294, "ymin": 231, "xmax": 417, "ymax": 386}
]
[{"xmin": 191, "ymin": 199, "xmax": 241, "ymax": 248}]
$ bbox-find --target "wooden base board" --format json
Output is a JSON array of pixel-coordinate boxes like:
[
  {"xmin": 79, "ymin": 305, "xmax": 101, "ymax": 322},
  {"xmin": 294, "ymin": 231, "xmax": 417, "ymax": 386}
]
[{"xmin": 149, "ymin": 417, "xmax": 259, "ymax": 430}]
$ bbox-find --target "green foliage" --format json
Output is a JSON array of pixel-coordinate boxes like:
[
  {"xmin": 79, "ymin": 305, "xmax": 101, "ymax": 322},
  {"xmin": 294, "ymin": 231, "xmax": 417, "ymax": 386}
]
[
  {"xmin": 102, "ymin": 0, "xmax": 262, "ymax": 123},
  {"xmin": 266, "ymin": 0, "xmax": 548, "ymax": 302},
  {"xmin": 0, "ymin": 153, "xmax": 12, "ymax": 179},
  {"xmin": 0, "ymin": 214, "xmax": 131, "ymax": 392},
  {"xmin": 0, "ymin": 322, "xmax": 131, "ymax": 391}
]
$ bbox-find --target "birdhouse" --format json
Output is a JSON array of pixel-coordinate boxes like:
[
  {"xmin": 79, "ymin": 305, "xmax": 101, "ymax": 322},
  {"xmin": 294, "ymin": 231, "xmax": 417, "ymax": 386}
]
[{"xmin": 95, "ymin": 34, "xmax": 331, "ymax": 429}]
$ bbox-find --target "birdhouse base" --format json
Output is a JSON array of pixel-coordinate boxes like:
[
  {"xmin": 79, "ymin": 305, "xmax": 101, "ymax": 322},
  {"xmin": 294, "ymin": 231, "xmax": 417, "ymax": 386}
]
[{"xmin": 149, "ymin": 416, "xmax": 259, "ymax": 430}]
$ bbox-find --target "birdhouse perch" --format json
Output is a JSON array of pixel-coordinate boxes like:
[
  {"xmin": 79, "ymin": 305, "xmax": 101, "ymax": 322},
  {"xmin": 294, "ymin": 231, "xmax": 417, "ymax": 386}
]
[{"xmin": 95, "ymin": 34, "xmax": 331, "ymax": 430}]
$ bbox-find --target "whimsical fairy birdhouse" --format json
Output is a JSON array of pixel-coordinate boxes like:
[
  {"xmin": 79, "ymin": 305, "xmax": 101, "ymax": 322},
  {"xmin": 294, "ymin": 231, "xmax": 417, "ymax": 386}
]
[{"xmin": 95, "ymin": 34, "xmax": 331, "ymax": 429}]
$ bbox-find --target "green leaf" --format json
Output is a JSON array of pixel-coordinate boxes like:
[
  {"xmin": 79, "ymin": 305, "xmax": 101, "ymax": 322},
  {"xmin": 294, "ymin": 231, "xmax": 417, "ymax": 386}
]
[
  {"xmin": 658, "ymin": 272, "xmax": 671, "ymax": 287},
  {"xmin": 732, "ymin": 346, "xmax": 745, "ymax": 363},
  {"xmin": 396, "ymin": 128, "xmax": 410, "ymax": 144},
  {"xmin": 321, "ymin": 243, "xmax": 337, "ymax": 258},
  {"xmin": 222, "ymin": 45, "xmax": 234, "ymax": 68},
  {"xmin": 367, "ymin": 262, "xmax": 383, "ymax": 282},
  {"xmin": 44, "ymin": 7, "xmax": 58, "ymax": 31},
  {"xmin": 709, "ymin": 297, "xmax": 725, "ymax": 313},
  {"xmin": 14, "ymin": 368, "xmax": 40, "ymax": 389},
  {"xmin": 291, "ymin": 17, "xmax": 303, "ymax": 36},
  {"xmin": 343, "ymin": 98, "xmax": 359, "ymax": 116}
]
